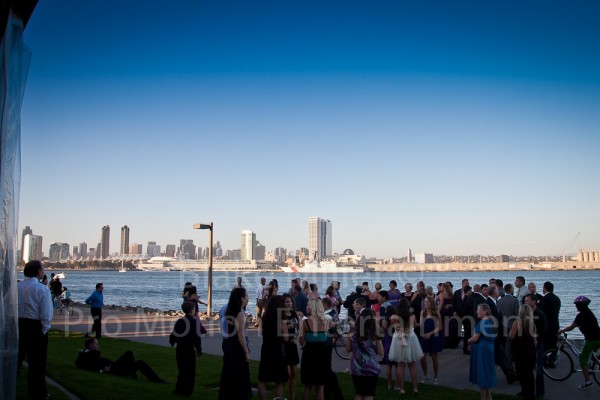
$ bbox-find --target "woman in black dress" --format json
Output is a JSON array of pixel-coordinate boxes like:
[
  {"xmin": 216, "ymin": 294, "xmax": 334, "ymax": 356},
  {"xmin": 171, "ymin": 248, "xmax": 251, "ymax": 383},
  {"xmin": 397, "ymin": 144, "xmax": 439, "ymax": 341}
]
[
  {"xmin": 218, "ymin": 288, "xmax": 252, "ymax": 400},
  {"xmin": 282, "ymin": 293, "xmax": 300, "ymax": 400},
  {"xmin": 258, "ymin": 295, "xmax": 288, "ymax": 399}
]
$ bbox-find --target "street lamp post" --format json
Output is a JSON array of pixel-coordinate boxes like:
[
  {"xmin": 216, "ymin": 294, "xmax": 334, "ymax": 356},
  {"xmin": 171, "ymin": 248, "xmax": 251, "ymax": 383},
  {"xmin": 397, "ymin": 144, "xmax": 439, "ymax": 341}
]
[{"xmin": 193, "ymin": 222, "xmax": 213, "ymax": 318}]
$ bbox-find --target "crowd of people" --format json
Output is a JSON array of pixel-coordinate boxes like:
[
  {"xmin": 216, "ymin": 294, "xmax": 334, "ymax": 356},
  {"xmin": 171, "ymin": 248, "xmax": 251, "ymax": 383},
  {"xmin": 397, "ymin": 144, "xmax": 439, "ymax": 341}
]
[{"xmin": 15, "ymin": 262, "xmax": 600, "ymax": 400}]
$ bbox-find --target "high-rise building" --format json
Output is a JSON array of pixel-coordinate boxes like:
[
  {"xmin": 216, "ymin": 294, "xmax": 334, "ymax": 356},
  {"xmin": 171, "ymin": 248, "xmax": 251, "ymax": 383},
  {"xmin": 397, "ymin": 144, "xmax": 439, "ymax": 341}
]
[
  {"xmin": 73, "ymin": 246, "xmax": 79, "ymax": 255},
  {"xmin": 179, "ymin": 239, "xmax": 196, "ymax": 259},
  {"xmin": 120, "ymin": 225, "xmax": 130, "ymax": 254},
  {"xmin": 241, "ymin": 230, "xmax": 256, "ymax": 261},
  {"xmin": 130, "ymin": 243, "xmax": 143, "ymax": 254},
  {"xmin": 415, "ymin": 252, "xmax": 434, "ymax": 264},
  {"xmin": 49, "ymin": 243, "xmax": 69, "ymax": 262},
  {"xmin": 308, "ymin": 217, "xmax": 332, "ymax": 260},
  {"xmin": 79, "ymin": 242, "xmax": 88, "ymax": 259},
  {"xmin": 147, "ymin": 241, "xmax": 161, "ymax": 257},
  {"xmin": 95, "ymin": 243, "xmax": 101, "ymax": 259},
  {"xmin": 274, "ymin": 247, "xmax": 287, "ymax": 262},
  {"xmin": 100, "ymin": 225, "xmax": 110, "ymax": 259},
  {"xmin": 22, "ymin": 234, "xmax": 43, "ymax": 262},
  {"xmin": 407, "ymin": 248, "xmax": 412, "ymax": 263},
  {"xmin": 255, "ymin": 242, "xmax": 266, "ymax": 261},
  {"xmin": 20, "ymin": 226, "xmax": 32, "ymax": 261},
  {"xmin": 165, "ymin": 244, "xmax": 176, "ymax": 257}
]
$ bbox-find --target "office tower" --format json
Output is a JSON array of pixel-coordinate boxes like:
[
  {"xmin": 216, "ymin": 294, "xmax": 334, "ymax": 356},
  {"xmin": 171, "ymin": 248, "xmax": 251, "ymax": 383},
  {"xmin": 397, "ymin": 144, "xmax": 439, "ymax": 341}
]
[
  {"xmin": 147, "ymin": 241, "xmax": 161, "ymax": 257},
  {"xmin": 79, "ymin": 242, "xmax": 88, "ymax": 259},
  {"xmin": 407, "ymin": 248, "xmax": 412, "ymax": 263},
  {"xmin": 73, "ymin": 246, "xmax": 79, "ymax": 255},
  {"xmin": 120, "ymin": 225, "xmax": 130, "ymax": 254},
  {"xmin": 179, "ymin": 239, "xmax": 196, "ymax": 259},
  {"xmin": 274, "ymin": 247, "xmax": 287, "ymax": 262},
  {"xmin": 241, "ymin": 230, "xmax": 256, "ymax": 261},
  {"xmin": 130, "ymin": 243, "xmax": 142, "ymax": 254},
  {"xmin": 22, "ymin": 234, "xmax": 43, "ymax": 262},
  {"xmin": 213, "ymin": 241, "xmax": 223, "ymax": 258},
  {"xmin": 226, "ymin": 249, "xmax": 241, "ymax": 260},
  {"xmin": 49, "ymin": 243, "xmax": 70, "ymax": 262},
  {"xmin": 95, "ymin": 244, "xmax": 101, "ymax": 259},
  {"xmin": 308, "ymin": 217, "xmax": 332, "ymax": 260},
  {"xmin": 165, "ymin": 244, "xmax": 176, "ymax": 257},
  {"xmin": 20, "ymin": 226, "xmax": 32, "ymax": 261},
  {"xmin": 415, "ymin": 252, "xmax": 434, "ymax": 264},
  {"xmin": 254, "ymin": 242, "xmax": 266, "ymax": 261},
  {"xmin": 100, "ymin": 225, "xmax": 110, "ymax": 259}
]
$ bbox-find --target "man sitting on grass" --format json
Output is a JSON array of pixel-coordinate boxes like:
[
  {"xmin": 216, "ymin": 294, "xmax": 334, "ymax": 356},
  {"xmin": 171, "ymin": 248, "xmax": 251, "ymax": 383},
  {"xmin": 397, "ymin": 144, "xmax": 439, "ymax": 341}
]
[{"xmin": 76, "ymin": 338, "xmax": 166, "ymax": 383}]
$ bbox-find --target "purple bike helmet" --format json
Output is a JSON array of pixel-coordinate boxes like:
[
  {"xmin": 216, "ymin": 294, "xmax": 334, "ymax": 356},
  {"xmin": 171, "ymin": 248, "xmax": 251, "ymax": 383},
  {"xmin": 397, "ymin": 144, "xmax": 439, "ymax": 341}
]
[{"xmin": 574, "ymin": 296, "xmax": 591, "ymax": 305}]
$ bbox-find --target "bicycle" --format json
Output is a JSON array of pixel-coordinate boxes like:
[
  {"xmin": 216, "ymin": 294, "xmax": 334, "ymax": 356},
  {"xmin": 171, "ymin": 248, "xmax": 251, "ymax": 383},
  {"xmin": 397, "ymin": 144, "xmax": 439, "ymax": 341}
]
[
  {"xmin": 543, "ymin": 332, "xmax": 600, "ymax": 384},
  {"xmin": 58, "ymin": 298, "xmax": 73, "ymax": 316},
  {"xmin": 332, "ymin": 318, "xmax": 351, "ymax": 360}
]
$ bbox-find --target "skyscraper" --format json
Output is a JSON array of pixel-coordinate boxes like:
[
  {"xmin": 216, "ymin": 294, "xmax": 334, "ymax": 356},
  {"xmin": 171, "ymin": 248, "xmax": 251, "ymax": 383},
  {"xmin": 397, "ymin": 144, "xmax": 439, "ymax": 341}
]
[
  {"xmin": 22, "ymin": 234, "xmax": 43, "ymax": 262},
  {"xmin": 49, "ymin": 243, "xmax": 69, "ymax": 262},
  {"xmin": 241, "ymin": 230, "xmax": 256, "ymax": 261},
  {"xmin": 120, "ymin": 225, "xmax": 130, "ymax": 255},
  {"xmin": 20, "ymin": 226, "xmax": 32, "ymax": 261},
  {"xmin": 165, "ymin": 244, "xmax": 176, "ymax": 257},
  {"xmin": 147, "ymin": 241, "xmax": 161, "ymax": 257},
  {"xmin": 79, "ymin": 242, "xmax": 88, "ymax": 259},
  {"xmin": 100, "ymin": 225, "xmax": 110, "ymax": 259},
  {"xmin": 308, "ymin": 217, "xmax": 332, "ymax": 260}
]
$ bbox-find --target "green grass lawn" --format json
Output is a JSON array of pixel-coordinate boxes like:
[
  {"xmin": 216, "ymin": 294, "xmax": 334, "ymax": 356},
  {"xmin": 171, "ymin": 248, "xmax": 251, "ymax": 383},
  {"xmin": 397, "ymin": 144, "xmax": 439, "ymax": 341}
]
[{"xmin": 16, "ymin": 330, "xmax": 518, "ymax": 400}]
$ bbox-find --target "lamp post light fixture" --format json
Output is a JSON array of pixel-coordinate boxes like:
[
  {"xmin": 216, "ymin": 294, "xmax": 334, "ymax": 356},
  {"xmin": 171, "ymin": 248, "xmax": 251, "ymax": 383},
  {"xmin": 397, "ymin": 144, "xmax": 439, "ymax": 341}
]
[{"xmin": 193, "ymin": 222, "xmax": 213, "ymax": 317}]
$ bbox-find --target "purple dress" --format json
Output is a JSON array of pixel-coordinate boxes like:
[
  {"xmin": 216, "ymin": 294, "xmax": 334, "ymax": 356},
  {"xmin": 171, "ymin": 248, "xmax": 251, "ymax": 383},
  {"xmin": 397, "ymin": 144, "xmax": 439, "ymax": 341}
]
[{"xmin": 388, "ymin": 289, "xmax": 402, "ymax": 307}]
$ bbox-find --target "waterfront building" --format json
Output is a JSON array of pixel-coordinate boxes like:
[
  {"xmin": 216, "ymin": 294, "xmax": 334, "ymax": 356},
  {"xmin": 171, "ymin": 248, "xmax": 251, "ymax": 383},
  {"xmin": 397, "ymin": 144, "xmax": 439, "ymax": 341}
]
[
  {"xmin": 255, "ymin": 241, "xmax": 266, "ymax": 261},
  {"xmin": 95, "ymin": 243, "xmax": 101, "ymax": 259},
  {"xmin": 407, "ymin": 248, "xmax": 413, "ymax": 263},
  {"xmin": 100, "ymin": 225, "xmax": 110, "ymax": 259},
  {"xmin": 147, "ymin": 241, "xmax": 161, "ymax": 257},
  {"xmin": 496, "ymin": 254, "xmax": 510, "ymax": 262},
  {"xmin": 22, "ymin": 234, "xmax": 43, "ymax": 262},
  {"xmin": 165, "ymin": 244, "xmax": 176, "ymax": 257},
  {"xmin": 179, "ymin": 239, "xmax": 196, "ymax": 259},
  {"xmin": 274, "ymin": 247, "xmax": 287, "ymax": 262},
  {"xmin": 79, "ymin": 242, "xmax": 87, "ymax": 259},
  {"xmin": 241, "ymin": 230, "xmax": 256, "ymax": 261},
  {"xmin": 296, "ymin": 247, "xmax": 309, "ymax": 258},
  {"xmin": 130, "ymin": 243, "xmax": 142, "ymax": 254},
  {"xmin": 20, "ymin": 226, "xmax": 32, "ymax": 261},
  {"xmin": 415, "ymin": 252, "xmax": 434, "ymax": 264},
  {"xmin": 308, "ymin": 217, "xmax": 332, "ymax": 260},
  {"xmin": 120, "ymin": 225, "xmax": 130, "ymax": 254},
  {"xmin": 49, "ymin": 242, "xmax": 69, "ymax": 262},
  {"xmin": 225, "ymin": 249, "xmax": 241, "ymax": 260}
]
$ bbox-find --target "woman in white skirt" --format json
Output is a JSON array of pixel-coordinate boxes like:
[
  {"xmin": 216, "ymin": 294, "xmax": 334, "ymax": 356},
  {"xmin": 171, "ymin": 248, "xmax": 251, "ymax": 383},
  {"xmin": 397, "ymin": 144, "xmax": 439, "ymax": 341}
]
[{"xmin": 388, "ymin": 297, "xmax": 424, "ymax": 395}]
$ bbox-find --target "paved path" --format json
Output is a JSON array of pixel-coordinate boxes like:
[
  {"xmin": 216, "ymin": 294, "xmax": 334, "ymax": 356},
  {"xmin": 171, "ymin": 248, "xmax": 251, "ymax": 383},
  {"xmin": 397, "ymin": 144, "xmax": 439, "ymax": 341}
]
[{"xmin": 51, "ymin": 306, "xmax": 598, "ymax": 399}]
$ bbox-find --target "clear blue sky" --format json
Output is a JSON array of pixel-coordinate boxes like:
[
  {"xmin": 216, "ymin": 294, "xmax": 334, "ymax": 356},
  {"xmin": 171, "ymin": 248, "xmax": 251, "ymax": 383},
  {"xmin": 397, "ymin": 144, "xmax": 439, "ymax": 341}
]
[{"xmin": 19, "ymin": 0, "xmax": 600, "ymax": 258}]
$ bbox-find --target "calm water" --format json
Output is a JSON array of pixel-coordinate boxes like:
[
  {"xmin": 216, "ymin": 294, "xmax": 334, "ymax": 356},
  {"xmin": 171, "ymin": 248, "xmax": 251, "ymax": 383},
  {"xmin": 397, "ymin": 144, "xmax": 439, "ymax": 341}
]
[{"xmin": 46, "ymin": 269, "xmax": 600, "ymax": 337}]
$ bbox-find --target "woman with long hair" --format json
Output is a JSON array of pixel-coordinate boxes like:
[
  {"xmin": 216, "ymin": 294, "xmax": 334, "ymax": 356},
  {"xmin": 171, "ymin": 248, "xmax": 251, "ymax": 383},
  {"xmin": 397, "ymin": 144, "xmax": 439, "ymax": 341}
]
[
  {"xmin": 438, "ymin": 282, "xmax": 454, "ymax": 349},
  {"xmin": 218, "ymin": 287, "xmax": 252, "ymax": 400},
  {"xmin": 468, "ymin": 304, "xmax": 496, "ymax": 400},
  {"xmin": 308, "ymin": 283, "xmax": 320, "ymax": 300},
  {"xmin": 388, "ymin": 280, "xmax": 402, "ymax": 308},
  {"xmin": 509, "ymin": 304, "xmax": 537, "ymax": 400},
  {"xmin": 258, "ymin": 295, "xmax": 288, "ymax": 400},
  {"xmin": 282, "ymin": 293, "xmax": 301, "ymax": 400},
  {"xmin": 346, "ymin": 308, "xmax": 383, "ymax": 400},
  {"xmin": 299, "ymin": 299, "xmax": 335, "ymax": 400},
  {"xmin": 419, "ymin": 295, "xmax": 443, "ymax": 384}
]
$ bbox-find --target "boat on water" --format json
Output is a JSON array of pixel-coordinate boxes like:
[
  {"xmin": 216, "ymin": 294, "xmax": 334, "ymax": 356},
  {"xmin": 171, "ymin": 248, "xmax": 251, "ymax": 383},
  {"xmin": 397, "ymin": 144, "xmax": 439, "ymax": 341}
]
[{"xmin": 281, "ymin": 260, "xmax": 370, "ymax": 273}]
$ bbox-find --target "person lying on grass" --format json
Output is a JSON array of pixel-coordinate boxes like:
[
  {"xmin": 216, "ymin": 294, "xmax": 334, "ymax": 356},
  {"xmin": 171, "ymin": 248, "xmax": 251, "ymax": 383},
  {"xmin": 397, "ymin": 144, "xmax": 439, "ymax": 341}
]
[{"xmin": 75, "ymin": 338, "xmax": 166, "ymax": 383}]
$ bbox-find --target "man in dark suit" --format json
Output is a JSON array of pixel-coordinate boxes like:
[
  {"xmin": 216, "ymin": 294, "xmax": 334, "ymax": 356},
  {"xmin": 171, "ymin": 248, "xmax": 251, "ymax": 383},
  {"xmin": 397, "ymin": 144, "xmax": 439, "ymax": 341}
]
[
  {"xmin": 461, "ymin": 285, "xmax": 474, "ymax": 354},
  {"xmin": 527, "ymin": 282, "xmax": 544, "ymax": 304},
  {"xmin": 471, "ymin": 284, "xmax": 487, "ymax": 318},
  {"xmin": 486, "ymin": 285, "xmax": 518, "ymax": 384},
  {"xmin": 452, "ymin": 279, "xmax": 470, "ymax": 352},
  {"xmin": 525, "ymin": 293, "xmax": 548, "ymax": 399},
  {"xmin": 538, "ymin": 281, "xmax": 561, "ymax": 354},
  {"xmin": 76, "ymin": 338, "xmax": 165, "ymax": 383}
]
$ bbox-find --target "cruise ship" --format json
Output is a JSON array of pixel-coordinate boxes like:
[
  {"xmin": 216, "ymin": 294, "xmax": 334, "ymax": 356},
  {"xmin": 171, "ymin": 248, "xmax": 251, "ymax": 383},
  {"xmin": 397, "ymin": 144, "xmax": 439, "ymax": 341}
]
[{"xmin": 280, "ymin": 259, "xmax": 370, "ymax": 273}]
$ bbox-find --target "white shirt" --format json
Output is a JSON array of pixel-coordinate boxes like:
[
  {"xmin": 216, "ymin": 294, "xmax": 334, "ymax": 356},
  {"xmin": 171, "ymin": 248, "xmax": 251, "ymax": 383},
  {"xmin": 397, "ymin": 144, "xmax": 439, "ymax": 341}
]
[
  {"xmin": 18, "ymin": 277, "xmax": 53, "ymax": 334},
  {"xmin": 255, "ymin": 283, "xmax": 265, "ymax": 300}
]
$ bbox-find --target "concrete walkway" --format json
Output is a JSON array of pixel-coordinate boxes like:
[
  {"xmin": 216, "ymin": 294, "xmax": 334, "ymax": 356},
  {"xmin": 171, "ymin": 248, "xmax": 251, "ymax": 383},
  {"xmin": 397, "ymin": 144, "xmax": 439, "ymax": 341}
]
[{"xmin": 51, "ymin": 306, "xmax": 598, "ymax": 399}]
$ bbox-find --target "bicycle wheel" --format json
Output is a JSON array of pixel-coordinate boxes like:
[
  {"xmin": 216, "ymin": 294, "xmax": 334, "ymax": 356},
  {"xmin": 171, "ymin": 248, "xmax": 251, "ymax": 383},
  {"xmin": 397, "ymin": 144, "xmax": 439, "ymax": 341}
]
[
  {"xmin": 543, "ymin": 348, "xmax": 574, "ymax": 381},
  {"xmin": 591, "ymin": 350, "xmax": 600, "ymax": 386},
  {"xmin": 333, "ymin": 335, "xmax": 351, "ymax": 360}
]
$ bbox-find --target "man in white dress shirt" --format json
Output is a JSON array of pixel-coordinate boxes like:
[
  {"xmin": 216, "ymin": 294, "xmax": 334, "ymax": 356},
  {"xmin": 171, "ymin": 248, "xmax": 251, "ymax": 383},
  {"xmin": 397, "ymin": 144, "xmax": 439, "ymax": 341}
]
[{"xmin": 18, "ymin": 260, "xmax": 53, "ymax": 400}]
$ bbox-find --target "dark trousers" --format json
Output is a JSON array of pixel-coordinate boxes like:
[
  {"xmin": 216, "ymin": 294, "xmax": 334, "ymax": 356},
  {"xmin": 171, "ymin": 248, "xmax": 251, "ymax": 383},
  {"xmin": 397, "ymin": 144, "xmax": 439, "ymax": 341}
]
[
  {"xmin": 535, "ymin": 344, "xmax": 545, "ymax": 397},
  {"xmin": 90, "ymin": 307, "xmax": 102, "ymax": 338},
  {"xmin": 515, "ymin": 357, "xmax": 536, "ymax": 400},
  {"xmin": 174, "ymin": 346, "xmax": 196, "ymax": 396},
  {"xmin": 110, "ymin": 351, "xmax": 162, "ymax": 382},
  {"xmin": 18, "ymin": 318, "xmax": 48, "ymax": 400},
  {"xmin": 495, "ymin": 336, "xmax": 517, "ymax": 383},
  {"xmin": 462, "ymin": 318, "xmax": 472, "ymax": 353}
]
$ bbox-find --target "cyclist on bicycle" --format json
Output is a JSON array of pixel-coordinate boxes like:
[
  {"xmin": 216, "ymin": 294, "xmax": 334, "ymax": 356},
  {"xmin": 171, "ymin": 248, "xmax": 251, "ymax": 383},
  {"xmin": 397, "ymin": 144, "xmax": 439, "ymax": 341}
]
[{"xmin": 558, "ymin": 296, "xmax": 600, "ymax": 390}]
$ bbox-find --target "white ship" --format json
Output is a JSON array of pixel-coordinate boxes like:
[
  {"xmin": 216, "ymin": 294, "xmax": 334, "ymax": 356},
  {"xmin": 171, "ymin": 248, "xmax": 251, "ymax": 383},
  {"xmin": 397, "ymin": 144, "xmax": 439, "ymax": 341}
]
[{"xmin": 280, "ymin": 260, "xmax": 369, "ymax": 273}]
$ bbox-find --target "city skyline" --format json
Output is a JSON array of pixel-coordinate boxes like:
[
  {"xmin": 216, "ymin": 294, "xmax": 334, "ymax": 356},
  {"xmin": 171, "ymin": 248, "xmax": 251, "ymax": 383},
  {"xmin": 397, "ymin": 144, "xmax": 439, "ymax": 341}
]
[{"xmin": 18, "ymin": 1, "xmax": 600, "ymax": 258}]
